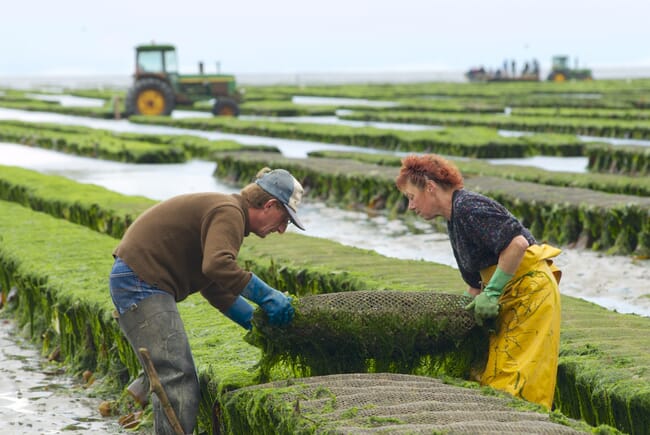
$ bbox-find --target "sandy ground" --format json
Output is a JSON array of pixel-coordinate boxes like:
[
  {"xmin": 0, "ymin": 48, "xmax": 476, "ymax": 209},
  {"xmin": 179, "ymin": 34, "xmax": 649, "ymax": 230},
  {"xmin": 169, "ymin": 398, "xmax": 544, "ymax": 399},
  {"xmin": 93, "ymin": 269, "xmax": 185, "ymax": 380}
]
[
  {"xmin": 0, "ymin": 318, "xmax": 129, "ymax": 434},
  {"xmin": 554, "ymin": 248, "xmax": 650, "ymax": 317}
]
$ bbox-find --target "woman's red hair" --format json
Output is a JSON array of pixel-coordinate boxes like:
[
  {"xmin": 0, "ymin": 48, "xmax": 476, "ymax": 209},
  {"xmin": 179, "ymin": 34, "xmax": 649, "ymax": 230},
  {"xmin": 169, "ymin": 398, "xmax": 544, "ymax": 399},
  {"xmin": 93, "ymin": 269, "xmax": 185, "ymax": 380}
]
[{"xmin": 395, "ymin": 154, "xmax": 464, "ymax": 190}]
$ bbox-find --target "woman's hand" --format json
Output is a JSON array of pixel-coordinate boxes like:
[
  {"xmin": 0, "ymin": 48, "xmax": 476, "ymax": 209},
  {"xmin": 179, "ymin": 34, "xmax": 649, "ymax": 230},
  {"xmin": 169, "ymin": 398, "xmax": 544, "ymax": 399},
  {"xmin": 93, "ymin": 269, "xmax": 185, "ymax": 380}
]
[{"xmin": 463, "ymin": 287, "xmax": 481, "ymax": 298}]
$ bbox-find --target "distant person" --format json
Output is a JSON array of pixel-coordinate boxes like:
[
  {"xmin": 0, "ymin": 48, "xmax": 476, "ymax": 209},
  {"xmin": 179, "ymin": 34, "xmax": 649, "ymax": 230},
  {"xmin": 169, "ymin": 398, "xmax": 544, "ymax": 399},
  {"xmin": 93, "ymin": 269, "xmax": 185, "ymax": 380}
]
[
  {"xmin": 395, "ymin": 154, "xmax": 563, "ymax": 409},
  {"xmin": 110, "ymin": 168, "xmax": 304, "ymax": 434},
  {"xmin": 511, "ymin": 59, "xmax": 516, "ymax": 77}
]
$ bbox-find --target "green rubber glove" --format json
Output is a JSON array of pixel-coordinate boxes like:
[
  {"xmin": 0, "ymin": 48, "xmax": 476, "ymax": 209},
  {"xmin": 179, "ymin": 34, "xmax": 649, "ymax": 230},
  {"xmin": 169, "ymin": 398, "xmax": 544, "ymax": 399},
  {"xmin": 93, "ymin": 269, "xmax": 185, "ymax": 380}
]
[{"xmin": 465, "ymin": 267, "xmax": 513, "ymax": 326}]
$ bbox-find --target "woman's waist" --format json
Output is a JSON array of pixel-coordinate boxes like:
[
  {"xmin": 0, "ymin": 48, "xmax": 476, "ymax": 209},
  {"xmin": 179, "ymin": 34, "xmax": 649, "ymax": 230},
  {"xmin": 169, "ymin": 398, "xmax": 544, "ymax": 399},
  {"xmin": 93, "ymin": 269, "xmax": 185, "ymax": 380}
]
[{"xmin": 479, "ymin": 243, "xmax": 562, "ymax": 287}]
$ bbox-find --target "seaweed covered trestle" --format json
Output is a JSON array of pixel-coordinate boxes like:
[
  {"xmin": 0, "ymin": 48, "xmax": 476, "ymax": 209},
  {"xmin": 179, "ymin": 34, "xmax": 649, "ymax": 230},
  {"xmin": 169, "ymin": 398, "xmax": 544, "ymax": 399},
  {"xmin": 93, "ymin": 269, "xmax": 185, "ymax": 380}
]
[
  {"xmin": 246, "ymin": 291, "xmax": 488, "ymax": 381},
  {"xmin": 221, "ymin": 373, "xmax": 598, "ymax": 434}
]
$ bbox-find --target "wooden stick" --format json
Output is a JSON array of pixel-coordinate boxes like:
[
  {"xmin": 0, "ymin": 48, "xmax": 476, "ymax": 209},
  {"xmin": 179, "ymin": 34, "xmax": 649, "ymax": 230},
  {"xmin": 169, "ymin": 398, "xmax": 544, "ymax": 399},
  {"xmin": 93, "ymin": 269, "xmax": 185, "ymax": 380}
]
[{"xmin": 139, "ymin": 347, "xmax": 185, "ymax": 435}]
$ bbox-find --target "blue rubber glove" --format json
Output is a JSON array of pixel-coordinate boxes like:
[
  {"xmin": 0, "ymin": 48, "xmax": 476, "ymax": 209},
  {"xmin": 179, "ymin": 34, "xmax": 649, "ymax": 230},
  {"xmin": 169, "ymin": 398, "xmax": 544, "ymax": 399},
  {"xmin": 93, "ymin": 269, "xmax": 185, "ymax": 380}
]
[
  {"xmin": 224, "ymin": 296, "xmax": 254, "ymax": 330},
  {"xmin": 465, "ymin": 267, "xmax": 513, "ymax": 326},
  {"xmin": 241, "ymin": 274, "xmax": 295, "ymax": 326}
]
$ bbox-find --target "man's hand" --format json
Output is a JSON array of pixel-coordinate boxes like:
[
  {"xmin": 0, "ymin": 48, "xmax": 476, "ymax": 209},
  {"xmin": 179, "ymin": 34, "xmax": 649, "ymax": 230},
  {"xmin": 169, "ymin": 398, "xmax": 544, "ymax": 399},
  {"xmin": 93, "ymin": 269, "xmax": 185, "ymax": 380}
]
[
  {"xmin": 242, "ymin": 274, "xmax": 295, "ymax": 326},
  {"xmin": 224, "ymin": 296, "xmax": 254, "ymax": 330},
  {"xmin": 260, "ymin": 291, "xmax": 294, "ymax": 325}
]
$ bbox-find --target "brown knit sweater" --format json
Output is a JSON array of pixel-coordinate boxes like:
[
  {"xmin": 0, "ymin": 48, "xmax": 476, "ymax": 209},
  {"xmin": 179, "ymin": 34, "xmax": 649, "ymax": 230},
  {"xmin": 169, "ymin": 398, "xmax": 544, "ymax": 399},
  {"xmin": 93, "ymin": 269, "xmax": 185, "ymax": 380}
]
[{"xmin": 113, "ymin": 192, "xmax": 252, "ymax": 312}]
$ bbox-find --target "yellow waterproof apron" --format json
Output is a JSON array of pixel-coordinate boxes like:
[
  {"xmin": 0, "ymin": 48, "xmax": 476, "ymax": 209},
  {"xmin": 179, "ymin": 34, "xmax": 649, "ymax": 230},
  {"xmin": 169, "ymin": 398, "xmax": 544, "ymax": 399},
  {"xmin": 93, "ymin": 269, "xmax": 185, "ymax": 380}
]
[{"xmin": 479, "ymin": 244, "xmax": 562, "ymax": 409}]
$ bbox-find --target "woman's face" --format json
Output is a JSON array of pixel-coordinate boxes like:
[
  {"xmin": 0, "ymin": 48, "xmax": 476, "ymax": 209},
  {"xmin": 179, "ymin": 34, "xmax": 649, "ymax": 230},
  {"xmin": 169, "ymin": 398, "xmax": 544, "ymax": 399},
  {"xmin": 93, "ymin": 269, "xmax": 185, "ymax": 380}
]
[{"xmin": 401, "ymin": 180, "xmax": 438, "ymax": 220}]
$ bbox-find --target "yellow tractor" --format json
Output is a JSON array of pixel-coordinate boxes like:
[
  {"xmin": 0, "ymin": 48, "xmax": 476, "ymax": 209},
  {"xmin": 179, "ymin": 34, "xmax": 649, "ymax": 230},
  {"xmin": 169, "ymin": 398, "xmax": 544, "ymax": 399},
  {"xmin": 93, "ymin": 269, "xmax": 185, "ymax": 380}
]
[
  {"xmin": 547, "ymin": 55, "xmax": 593, "ymax": 82},
  {"xmin": 125, "ymin": 43, "xmax": 241, "ymax": 116}
]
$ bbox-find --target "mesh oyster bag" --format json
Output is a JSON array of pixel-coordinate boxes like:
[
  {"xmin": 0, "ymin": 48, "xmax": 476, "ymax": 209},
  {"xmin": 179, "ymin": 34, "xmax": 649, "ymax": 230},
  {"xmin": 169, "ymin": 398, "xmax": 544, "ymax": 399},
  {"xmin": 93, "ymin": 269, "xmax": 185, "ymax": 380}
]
[
  {"xmin": 246, "ymin": 291, "xmax": 488, "ymax": 379},
  {"xmin": 222, "ymin": 373, "xmax": 588, "ymax": 434}
]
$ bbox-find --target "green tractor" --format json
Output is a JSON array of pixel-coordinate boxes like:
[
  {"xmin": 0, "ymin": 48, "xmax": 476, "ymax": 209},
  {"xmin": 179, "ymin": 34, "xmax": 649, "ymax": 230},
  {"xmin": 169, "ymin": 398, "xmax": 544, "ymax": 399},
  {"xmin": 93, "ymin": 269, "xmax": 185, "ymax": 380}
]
[
  {"xmin": 547, "ymin": 55, "xmax": 593, "ymax": 82},
  {"xmin": 125, "ymin": 43, "xmax": 241, "ymax": 117}
]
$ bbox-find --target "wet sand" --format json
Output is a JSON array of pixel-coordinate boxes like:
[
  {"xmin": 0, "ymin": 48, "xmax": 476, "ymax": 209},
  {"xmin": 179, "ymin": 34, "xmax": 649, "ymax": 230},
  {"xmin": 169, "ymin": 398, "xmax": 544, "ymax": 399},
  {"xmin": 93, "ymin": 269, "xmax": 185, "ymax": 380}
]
[
  {"xmin": 555, "ymin": 248, "xmax": 650, "ymax": 317},
  {"xmin": 0, "ymin": 318, "xmax": 128, "ymax": 434}
]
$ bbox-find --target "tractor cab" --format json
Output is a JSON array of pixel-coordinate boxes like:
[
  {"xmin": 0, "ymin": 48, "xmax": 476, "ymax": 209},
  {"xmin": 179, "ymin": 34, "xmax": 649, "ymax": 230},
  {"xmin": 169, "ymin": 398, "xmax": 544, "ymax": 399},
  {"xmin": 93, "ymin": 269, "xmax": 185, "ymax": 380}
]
[
  {"xmin": 135, "ymin": 44, "xmax": 178, "ymax": 82},
  {"xmin": 551, "ymin": 55, "xmax": 569, "ymax": 71}
]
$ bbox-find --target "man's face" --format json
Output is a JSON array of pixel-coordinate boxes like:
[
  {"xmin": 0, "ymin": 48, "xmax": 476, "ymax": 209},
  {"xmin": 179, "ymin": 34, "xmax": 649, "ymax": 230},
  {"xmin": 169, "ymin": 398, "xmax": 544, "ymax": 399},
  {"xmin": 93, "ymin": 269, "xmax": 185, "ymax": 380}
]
[{"xmin": 252, "ymin": 199, "xmax": 291, "ymax": 238}]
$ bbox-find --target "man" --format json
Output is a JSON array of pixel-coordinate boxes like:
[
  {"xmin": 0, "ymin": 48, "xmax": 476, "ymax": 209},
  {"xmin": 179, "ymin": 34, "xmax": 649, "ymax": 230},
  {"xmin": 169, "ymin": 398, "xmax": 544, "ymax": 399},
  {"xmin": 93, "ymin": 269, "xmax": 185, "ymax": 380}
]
[{"xmin": 109, "ymin": 168, "xmax": 304, "ymax": 434}]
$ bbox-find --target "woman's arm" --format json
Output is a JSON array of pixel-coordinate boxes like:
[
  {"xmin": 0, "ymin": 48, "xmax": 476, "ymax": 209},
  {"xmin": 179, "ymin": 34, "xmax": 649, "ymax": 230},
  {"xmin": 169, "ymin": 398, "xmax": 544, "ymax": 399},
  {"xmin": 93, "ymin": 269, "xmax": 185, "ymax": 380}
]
[
  {"xmin": 496, "ymin": 235, "xmax": 530, "ymax": 275},
  {"xmin": 467, "ymin": 235, "xmax": 531, "ymax": 324}
]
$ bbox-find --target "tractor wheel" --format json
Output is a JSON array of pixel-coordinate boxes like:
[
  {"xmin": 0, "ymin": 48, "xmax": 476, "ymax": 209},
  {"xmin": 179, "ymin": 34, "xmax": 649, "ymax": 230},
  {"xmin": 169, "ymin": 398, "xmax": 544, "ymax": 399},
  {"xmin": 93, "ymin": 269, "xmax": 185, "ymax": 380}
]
[
  {"xmin": 212, "ymin": 98, "xmax": 240, "ymax": 117},
  {"xmin": 125, "ymin": 78, "xmax": 175, "ymax": 116},
  {"xmin": 551, "ymin": 72, "xmax": 566, "ymax": 82}
]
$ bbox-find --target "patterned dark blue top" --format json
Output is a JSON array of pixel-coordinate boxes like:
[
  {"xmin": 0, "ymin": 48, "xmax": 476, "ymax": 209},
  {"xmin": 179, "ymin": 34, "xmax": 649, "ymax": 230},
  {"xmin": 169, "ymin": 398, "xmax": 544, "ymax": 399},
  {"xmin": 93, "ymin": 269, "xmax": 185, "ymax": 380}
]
[{"xmin": 447, "ymin": 189, "xmax": 536, "ymax": 288}]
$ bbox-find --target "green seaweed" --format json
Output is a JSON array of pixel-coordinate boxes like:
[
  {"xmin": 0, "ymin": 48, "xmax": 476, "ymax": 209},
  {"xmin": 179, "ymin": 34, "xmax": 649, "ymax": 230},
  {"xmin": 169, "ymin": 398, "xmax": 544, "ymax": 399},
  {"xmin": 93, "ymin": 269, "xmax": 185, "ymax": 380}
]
[
  {"xmin": 0, "ymin": 155, "xmax": 647, "ymax": 433},
  {"xmin": 245, "ymin": 292, "xmax": 488, "ymax": 383}
]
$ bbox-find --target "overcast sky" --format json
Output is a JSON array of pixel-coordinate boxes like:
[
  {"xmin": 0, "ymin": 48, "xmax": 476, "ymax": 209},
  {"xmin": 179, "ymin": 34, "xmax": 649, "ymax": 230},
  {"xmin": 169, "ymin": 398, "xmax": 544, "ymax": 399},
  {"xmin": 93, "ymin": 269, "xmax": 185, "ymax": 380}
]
[{"xmin": 1, "ymin": 0, "xmax": 649, "ymax": 77}]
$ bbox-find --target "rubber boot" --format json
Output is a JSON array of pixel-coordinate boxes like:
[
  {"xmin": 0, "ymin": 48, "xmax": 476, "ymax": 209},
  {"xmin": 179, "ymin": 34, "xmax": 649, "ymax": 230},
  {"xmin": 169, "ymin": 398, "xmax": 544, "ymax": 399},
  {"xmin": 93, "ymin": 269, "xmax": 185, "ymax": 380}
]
[
  {"xmin": 117, "ymin": 293, "xmax": 199, "ymax": 435},
  {"xmin": 127, "ymin": 372, "xmax": 150, "ymax": 408}
]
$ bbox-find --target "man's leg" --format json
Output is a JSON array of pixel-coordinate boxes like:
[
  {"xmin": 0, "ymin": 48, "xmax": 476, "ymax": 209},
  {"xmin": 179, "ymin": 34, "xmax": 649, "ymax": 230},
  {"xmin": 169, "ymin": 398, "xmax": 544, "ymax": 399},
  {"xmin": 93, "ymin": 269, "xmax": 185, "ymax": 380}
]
[{"xmin": 118, "ymin": 293, "xmax": 199, "ymax": 434}]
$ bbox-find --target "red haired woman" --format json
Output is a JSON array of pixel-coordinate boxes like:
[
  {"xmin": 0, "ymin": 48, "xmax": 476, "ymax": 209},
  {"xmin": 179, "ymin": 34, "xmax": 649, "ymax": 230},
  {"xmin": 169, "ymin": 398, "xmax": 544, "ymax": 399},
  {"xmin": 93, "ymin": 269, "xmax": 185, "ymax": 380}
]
[{"xmin": 396, "ymin": 153, "xmax": 562, "ymax": 409}]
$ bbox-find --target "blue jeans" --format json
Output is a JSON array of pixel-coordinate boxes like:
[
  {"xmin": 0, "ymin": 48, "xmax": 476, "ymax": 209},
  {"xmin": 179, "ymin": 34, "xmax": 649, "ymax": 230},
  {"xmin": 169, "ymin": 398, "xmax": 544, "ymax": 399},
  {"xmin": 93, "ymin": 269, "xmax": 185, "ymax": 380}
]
[{"xmin": 109, "ymin": 257, "xmax": 169, "ymax": 314}]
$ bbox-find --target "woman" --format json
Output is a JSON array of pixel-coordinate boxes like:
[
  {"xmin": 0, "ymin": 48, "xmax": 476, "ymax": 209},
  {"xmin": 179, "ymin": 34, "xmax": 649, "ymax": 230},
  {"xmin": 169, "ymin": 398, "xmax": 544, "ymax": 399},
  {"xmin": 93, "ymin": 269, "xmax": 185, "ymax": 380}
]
[
  {"xmin": 395, "ymin": 154, "xmax": 562, "ymax": 409},
  {"xmin": 110, "ymin": 167, "xmax": 304, "ymax": 434}
]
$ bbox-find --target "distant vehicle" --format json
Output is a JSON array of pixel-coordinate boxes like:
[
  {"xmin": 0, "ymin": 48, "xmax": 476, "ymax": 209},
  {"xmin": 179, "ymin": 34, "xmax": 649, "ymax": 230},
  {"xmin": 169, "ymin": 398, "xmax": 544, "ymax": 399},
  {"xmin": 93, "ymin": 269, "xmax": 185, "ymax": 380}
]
[
  {"xmin": 465, "ymin": 67, "xmax": 539, "ymax": 83},
  {"xmin": 466, "ymin": 55, "xmax": 593, "ymax": 83},
  {"xmin": 547, "ymin": 55, "xmax": 593, "ymax": 82},
  {"xmin": 125, "ymin": 43, "xmax": 241, "ymax": 117},
  {"xmin": 465, "ymin": 58, "xmax": 540, "ymax": 83}
]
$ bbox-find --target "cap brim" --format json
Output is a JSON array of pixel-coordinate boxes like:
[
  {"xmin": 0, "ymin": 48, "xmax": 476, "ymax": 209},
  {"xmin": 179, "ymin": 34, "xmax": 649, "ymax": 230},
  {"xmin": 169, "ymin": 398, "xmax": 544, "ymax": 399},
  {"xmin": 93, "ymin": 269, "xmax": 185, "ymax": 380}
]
[{"xmin": 283, "ymin": 204, "xmax": 305, "ymax": 230}]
